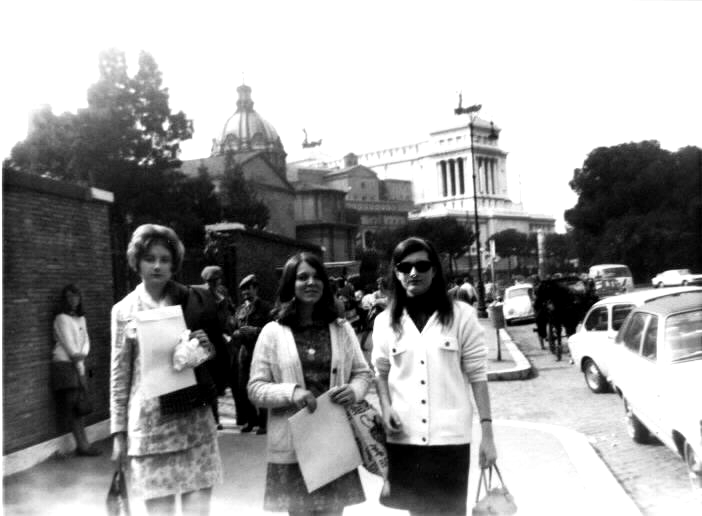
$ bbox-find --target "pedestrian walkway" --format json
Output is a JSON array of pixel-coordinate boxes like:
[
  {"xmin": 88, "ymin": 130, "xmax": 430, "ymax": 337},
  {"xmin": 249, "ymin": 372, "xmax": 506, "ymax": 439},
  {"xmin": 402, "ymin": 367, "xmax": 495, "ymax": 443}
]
[{"xmin": 3, "ymin": 318, "xmax": 641, "ymax": 515}]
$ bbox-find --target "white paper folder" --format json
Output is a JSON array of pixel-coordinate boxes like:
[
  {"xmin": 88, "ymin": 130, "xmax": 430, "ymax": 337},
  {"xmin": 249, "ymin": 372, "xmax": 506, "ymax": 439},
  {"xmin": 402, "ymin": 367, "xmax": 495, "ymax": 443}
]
[
  {"xmin": 134, "ymin": 305, "xmax": 197, "ymax": 399},
  {"xmin": 288, "ymin": 391, "xmax": 362, "ymax": 492}
]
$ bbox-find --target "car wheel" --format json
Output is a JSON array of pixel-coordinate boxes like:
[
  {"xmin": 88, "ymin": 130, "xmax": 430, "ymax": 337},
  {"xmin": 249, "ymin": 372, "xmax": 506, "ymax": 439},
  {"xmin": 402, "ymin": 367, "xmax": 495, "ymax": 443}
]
[
  {"xmin": 583, "ymin": 358, "xmax": 609, "ymax": 393},
  {"xmin": 682, "ymin": 280, "xmax": 689, "ymax": 286},
  {"xmin": 656, "ymin": 282, "xmax": 663, "ymax": 288},
  {"xmin": 624, "ymin": 399, "xmax": 650, "ymax": 443},
  {"xmin": 684, "ymin": 442, "xmax": 702, "ymax": 490}
]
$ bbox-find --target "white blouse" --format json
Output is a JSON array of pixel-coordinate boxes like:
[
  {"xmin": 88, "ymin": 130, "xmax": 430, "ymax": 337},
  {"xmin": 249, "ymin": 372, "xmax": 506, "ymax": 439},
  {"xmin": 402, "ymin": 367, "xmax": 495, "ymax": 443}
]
[{"xmin": 52, "ymin": 313, "xmax": 90, "ymax": 363}]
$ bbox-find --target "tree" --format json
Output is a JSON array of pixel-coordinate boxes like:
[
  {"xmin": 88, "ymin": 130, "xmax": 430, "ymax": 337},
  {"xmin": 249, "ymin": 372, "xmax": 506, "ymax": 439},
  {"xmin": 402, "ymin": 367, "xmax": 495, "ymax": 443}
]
[
  {"xmin": 489, "ymin": 229, "xmax": 534, "ymax": 277},
  {"xmin": 372, "ymin": 216, "xmax": 474, "ymax": 276},
  {"xmin": 565, "ymin": 141, "xmax": 702, "ymax": 280},
  {"xmin": 219, "ymin": 151, "xmax": 270, "ymax": 229},
  {"xmin": 542, "ymin": 232, "xmax": 577, "ymax": 274},
  {"xmin": 3, "ymin": 49, "xmax": 210, "ymax": 296},
  {"xmin": 3, "ymin": 49, "xmax": 203, "ymax": 228}
]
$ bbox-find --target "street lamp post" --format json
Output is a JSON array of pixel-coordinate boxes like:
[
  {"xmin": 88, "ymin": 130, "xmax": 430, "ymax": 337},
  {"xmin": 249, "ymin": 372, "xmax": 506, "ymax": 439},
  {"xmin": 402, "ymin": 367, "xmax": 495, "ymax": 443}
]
[{"xmin": 455, "ymin": 99, "xmax": 488, "ymax": 318}]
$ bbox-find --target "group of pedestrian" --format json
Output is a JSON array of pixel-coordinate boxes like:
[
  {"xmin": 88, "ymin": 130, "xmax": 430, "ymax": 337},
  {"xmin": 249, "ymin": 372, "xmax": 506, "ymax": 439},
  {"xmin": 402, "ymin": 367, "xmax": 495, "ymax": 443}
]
[{"xmin": 53, "ymin": 223, "xmax": 499, "ymax": 516}]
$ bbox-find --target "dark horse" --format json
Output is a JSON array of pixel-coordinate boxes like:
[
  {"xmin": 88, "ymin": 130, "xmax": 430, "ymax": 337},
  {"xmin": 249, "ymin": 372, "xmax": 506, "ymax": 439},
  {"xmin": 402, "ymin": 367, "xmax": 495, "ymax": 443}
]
[{"xmin": 534, "ymin": 275, "xmax": 598, "ymax": 360}]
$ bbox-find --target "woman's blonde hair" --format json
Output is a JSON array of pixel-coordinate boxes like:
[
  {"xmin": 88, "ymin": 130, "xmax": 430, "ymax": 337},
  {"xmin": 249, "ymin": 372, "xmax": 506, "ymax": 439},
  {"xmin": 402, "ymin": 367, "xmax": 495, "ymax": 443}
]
[{"xmin": 126, "ymin": 224, "xmax": 185, "ymax": 273}]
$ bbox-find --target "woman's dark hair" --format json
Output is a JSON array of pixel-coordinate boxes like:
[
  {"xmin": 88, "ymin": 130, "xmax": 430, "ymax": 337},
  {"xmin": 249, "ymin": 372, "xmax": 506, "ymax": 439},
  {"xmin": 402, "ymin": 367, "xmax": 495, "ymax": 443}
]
[
  {"xmin": 388, "ymin": 237, "xmax": 453, "ymax": 333},
  {"xmin": 126, "ymin": 224, "xmax": 185, "ymax": 273},
  {"xmin": 273, "ymin": 252, "xmax": 339, "ymax": 326},
  {"xmin": 57, "ymin": 283, "xmax": 85, "ymax": 316}
]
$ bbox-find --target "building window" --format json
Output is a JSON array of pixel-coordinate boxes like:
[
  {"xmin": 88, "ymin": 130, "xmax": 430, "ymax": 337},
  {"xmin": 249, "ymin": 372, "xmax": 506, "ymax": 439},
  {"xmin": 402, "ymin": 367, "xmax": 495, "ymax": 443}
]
[
  {"xmin": 458, "ymin": 158, "xmax": 465, "ymax": 194},
  {"xmin": 361, "ymin": 182, "xmax": 365, "ymax": 189}
]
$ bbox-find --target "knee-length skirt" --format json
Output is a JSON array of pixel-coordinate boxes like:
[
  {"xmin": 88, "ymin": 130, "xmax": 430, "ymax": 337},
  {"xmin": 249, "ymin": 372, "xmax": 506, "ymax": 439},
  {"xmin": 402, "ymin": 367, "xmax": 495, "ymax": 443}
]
[
  {"xmin": 263, "ymin": 462, "xmax": 365, "ymax": 512},
  {"xmin": 129, "ymin": 439, "xmax": 223, "ymax": 500},
  {"xmin": 381, "ymin": 443, "xmax": 470, "ymax": 514}
]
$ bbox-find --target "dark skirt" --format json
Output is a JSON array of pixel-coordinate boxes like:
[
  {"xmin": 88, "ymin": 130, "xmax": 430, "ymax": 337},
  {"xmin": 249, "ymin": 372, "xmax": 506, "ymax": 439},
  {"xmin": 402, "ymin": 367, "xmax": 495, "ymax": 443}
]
[
  {"xmin": 263, "ymin": 462, "xmax": 365, "ymax": 513},
  {"xmin": 381, "ymin": 443, "xmax": 470, "ymax": 515},
  {"xmin": 50, "ymin": 361, "xmax": 80, "ymax": 391}
]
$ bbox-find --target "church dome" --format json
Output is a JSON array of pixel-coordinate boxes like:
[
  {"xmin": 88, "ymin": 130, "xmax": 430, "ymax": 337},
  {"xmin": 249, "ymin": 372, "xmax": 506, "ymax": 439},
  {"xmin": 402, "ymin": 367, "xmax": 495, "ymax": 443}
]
[{"xmin": 213, "ymin": 84, "xmax": 285, "ymax": 156}]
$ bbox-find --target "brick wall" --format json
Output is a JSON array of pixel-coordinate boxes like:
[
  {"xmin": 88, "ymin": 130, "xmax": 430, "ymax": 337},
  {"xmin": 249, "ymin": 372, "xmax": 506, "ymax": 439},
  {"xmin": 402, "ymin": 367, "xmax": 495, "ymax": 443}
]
[
  {"xmin": 202, "ymin": 224, "xmax": 322, "ymax": 306},
  {"xmin": 2, "ymin": 171, "xmax": 114, "ymax": 454}
]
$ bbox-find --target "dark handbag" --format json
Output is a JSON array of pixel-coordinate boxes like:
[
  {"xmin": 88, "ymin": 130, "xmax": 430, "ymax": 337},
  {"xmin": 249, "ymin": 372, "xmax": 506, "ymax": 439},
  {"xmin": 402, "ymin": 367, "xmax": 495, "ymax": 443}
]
[
  {"xmin": 345, "ymin": 400, "xmax": 388, "ymax": 478},
  {"xmin": 74, "ymin": 384, "xmax": 93, "ymax": 417},
  {"xmin": 472, "ymin": 464, "xmax": 517, "ymax": 516},
  {"xmin": 106, "ymin": 468, "xmax": 130, "ymax": 516}
]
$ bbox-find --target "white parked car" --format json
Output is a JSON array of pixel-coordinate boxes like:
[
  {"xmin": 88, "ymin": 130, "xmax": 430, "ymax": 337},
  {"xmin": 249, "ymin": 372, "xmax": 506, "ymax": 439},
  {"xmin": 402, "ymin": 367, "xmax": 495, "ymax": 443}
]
[
  {"xmin": 502, "ymin": 283, "xmax": 534, "ymax": 325},
  {"xmin": 568, "ymin": 286, "xmax": 702, "ymax": 393},
  {"xmin": 609, "ymin": 290, "xmax": 702, "ymax": 489},
  {"xmin": 651, "ymin": 269, "xmax": 702, "ymax": 288},
  {"xmin": 588, "ymin": 264, "xmax": 634, "ymax": 293}
]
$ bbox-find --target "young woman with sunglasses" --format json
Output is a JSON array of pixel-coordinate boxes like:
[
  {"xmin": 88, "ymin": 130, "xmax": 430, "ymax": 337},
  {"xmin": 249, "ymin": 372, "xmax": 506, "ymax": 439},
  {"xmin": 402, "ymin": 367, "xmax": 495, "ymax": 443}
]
[{"xmin": 372, "ymin": 237, "xmax": 498, "ymax": 515}]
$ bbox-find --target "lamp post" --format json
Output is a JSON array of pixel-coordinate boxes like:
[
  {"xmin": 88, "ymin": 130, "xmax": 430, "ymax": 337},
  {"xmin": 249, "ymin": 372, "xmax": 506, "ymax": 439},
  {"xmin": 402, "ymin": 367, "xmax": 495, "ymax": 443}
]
[{"xmin": 455, "ymin": 99, "xmax": 488, "ymax": 317}]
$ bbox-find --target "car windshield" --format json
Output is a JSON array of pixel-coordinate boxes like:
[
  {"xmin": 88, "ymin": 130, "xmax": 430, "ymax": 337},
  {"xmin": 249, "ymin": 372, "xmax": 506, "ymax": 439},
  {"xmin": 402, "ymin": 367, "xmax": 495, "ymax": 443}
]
[
  {"xmin": 602, "ymin": 267, "xmax": 630, "ymax": 277},
  {"xmin": 666, "ymin": 309, "xmax": 702, "ymax": 362},
  {"xmin": 506, "ymin": 287, "xmax": 531, "ymax": 300}
]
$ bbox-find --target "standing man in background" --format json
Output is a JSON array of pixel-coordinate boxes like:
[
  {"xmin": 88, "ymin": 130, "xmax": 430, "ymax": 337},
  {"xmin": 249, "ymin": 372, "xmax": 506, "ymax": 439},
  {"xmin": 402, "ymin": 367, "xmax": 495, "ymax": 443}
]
[
  {"xmin": 199, "ymin": 265, "xmax": 235, "ymax": 430},
  {"xmin": 232, "ymin": 274, "xmax": 272, "ymax": 434}
]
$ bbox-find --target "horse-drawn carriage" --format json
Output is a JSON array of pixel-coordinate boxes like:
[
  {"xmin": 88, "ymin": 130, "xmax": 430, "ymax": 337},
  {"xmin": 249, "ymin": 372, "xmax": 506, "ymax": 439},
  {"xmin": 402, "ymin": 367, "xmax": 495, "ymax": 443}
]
[{"xmin": 533, "ymin": 275, "xmax": 599, "ymax": 360}]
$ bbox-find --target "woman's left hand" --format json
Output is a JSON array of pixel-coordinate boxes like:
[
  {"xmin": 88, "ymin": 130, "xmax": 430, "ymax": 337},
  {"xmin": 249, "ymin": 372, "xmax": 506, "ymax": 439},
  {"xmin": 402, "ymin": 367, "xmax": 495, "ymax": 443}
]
[
  {"xmin": 329, "ymin": 384, "xmax": 356, "ymax": 406},
  {"xmin": 190, "ymin": 330, "xmax": 215, "ymax": 356},
  {"xmin": 479, "ymin": 434, "xmax": 498, "ymax": 469}
]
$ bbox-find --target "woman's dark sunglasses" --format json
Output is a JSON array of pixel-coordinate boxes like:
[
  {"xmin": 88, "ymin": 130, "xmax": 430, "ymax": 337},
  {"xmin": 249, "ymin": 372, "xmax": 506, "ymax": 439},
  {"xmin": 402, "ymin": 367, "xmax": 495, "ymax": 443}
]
[{"xmin": 396, "ymin": 260, "xmax": 433, "ymax": 274}]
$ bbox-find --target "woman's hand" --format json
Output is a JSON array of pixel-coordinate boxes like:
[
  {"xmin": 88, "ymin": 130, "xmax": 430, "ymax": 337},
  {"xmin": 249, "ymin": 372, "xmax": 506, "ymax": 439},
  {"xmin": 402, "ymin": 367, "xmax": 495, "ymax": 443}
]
[
  {"xmin": 382, "ymin": 407, "xmax": 404, "ymax": 435},
  {"xmin": 329, "ymin": 384, "xmax": 356, "ymax": 406},
  {"xmin": 190, "ymin": 329, "xmax": 210, "ymax": 347},
  {"xmin": 75, "ymin": 361, "xmax": 86, "ymax": 378},
  {"xmin": 111, "ymin": 432, "xmax": 128, "ymax": 469},
  {"xmin": 478, "ymin": 434, "xmax": 498, "ymax": 469},
  {"xmin": 292, "ymin": 387, "xmax": 317, "ymax": 413},
  {"xmin": 190, "ymin": 329, "xmax": 215, "ymax": 357}
]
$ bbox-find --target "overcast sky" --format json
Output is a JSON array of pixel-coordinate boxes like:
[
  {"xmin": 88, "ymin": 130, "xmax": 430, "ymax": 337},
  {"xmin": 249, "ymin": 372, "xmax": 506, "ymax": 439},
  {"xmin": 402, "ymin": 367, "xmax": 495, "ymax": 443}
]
[{"xmin": 3, "ymin": 1, "xmax": 701, "ymax": 231}]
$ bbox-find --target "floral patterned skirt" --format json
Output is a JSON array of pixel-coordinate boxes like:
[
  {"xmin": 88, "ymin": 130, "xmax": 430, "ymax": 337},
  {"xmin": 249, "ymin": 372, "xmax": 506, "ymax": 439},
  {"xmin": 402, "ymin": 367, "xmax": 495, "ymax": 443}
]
[
  {"xmin": 263, "ymin": 462, "xmax": 365, "ymax": 512},
  {"xmin": 129, "ymin": 439, "xmax": 223, "ymax": 500}
]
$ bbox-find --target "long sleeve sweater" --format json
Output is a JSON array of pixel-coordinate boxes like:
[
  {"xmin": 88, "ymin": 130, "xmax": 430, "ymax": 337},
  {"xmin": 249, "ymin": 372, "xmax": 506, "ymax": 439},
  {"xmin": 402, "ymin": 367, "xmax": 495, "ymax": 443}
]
[
  {"xmin": 371, "ymin": 301, "xmax": 487, "ymax": 446},
  {"xmin": 248, "ymin": 318, "xmax": 372, "ymax": 463},
  {"xmin": 52, "ymin": 314, "xmax": 90, "ymax": 363}
]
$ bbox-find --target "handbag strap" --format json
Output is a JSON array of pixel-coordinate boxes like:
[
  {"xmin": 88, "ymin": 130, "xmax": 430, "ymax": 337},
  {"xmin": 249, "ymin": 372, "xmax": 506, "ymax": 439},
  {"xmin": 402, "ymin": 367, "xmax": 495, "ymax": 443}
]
[
  {"xmin": 491, "ymin": 463, "xmax": 508, "ymax": 491},
  {"xmin": 475, "ymin": 467, "xmax": 489, "ymax": 503},
  {"xmin": 474, "ymin": 463, "xmax": 509, "ymax": 503}
]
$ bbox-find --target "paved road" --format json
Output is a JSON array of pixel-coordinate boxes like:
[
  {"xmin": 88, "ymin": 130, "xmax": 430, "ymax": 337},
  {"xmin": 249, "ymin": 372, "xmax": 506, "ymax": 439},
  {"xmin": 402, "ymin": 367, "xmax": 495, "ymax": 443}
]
[{"xmin": 494, "ymin": 322, "xmax": 701, "ymax": 515}]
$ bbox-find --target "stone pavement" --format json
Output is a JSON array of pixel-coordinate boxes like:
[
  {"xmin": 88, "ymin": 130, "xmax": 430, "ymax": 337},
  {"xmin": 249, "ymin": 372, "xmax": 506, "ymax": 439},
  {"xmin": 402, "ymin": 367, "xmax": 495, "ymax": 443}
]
[{"xmin": 3, "ymin": 318, "xmax": 641, "ymax": 515}]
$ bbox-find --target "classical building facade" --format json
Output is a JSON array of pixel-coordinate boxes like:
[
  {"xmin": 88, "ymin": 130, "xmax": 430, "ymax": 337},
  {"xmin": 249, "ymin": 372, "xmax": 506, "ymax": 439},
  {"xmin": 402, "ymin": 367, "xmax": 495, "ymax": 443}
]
[
  {"xmin": 304, "ymin": 119, "xmax": 555, "ymax": 259},
  {"xmin": 288, "ymin": 153, "xmax": 413, "ymax": 250}
]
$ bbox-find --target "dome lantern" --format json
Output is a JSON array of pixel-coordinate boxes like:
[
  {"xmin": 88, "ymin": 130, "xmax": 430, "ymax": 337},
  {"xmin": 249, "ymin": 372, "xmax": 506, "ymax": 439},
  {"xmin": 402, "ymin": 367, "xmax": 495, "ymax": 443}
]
[{"xmin": 211, "ymin": 84, "xmax": 286, "ymax": 164}]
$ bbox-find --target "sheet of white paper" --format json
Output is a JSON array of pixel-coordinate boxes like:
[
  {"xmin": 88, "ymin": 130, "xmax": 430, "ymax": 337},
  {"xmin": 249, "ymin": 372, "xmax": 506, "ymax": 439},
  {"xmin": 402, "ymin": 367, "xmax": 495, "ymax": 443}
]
[
  {"xmin": 288, "ymin": 391, "xmax": 362, "ymax": 492},
  {"xmin": 135, "ymin": 305, "xmax": 196, "ymax": 399}
]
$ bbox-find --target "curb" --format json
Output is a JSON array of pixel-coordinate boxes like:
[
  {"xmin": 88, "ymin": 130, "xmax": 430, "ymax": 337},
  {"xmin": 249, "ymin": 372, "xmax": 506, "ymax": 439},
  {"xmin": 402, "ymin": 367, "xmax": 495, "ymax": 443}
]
[
  {"xmin": 487, "ymin": 328, "xmax": 533, "ymax": 381},
  {"xmin": 3, "ymin": 419, "xmax": 111, "ymax": 476},
  {"xmin": 496, "ymin": 420, "xmax": 642, "ymax": 515}
]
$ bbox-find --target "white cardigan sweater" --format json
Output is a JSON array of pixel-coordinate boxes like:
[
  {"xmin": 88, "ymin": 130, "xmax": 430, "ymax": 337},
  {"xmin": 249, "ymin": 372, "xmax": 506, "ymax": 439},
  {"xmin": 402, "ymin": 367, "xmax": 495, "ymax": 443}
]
[
  {"xmin": 372, "ymin": 301, "xmax": 487, "ymax": 446},
  {"xmin": 248, "ymin": 318, "xmax": 372, "ymax": 463}
]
